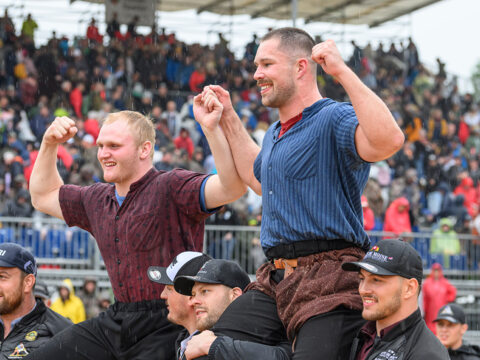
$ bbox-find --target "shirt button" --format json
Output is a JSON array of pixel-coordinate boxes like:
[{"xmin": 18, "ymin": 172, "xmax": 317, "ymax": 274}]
[
  {"xmin": 268, "ymin": 166, "xmax": 272, "ymax": 170},
  {"xmin": 115, "ymin": 215, "xmax": 119, "ymax": 220},
  {"xmin": 117, "ymin": 259, "xmax": 121, "ymax": 264},
  {"xmin": 269, "ymin": 190, "xmax": 273, "ymax": 195},
  {"xmin": 114, "ymin": 238, "xmax": 119, "ymax": 243},
  {"xmin": 119, "ymin": 282, "xmax": 123, "ymax": 287}
]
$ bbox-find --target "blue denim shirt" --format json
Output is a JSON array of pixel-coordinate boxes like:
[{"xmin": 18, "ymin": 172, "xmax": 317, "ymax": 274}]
[{"xmin": 254, "ymin": 98, "xmax": 371, "ymax": 250}]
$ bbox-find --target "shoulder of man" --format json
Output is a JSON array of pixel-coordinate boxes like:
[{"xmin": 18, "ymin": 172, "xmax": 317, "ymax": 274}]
[
  {"xmin": 41, "ymin": 306, "xmax": 74, "ymax": 333},
  {"xmin": 452, "ymin": 343, "xmax": 480, "ymax": 358}
]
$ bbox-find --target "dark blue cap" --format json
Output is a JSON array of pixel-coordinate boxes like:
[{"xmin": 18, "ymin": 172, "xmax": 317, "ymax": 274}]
[{"xmin": 0, "ymin": 243, "xmax": 37, "ymax": 276}]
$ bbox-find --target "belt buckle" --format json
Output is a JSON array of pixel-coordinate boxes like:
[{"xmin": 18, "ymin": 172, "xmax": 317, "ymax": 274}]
[{"xmin": 274, "ymin": 258, "xmax": 297, "ymax": 279}]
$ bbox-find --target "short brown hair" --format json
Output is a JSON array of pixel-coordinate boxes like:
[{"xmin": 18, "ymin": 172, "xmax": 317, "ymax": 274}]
[
  {"xmin": 262, "ymin": 27, "xmax": 315, "ymax": 60},
  {"xmin": 103, "ymin": 111, "xmax": 155, "ymax": 159}
]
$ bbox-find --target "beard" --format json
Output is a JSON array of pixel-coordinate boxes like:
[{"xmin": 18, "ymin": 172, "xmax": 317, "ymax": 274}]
[
  {"xmin": 0, "ymin": 286, "xmax": 24, "ymax": 315},
  {"xmin": 260, "ymin": 78, "xmax": 296, "ymax": 109},
  {"xmin": 362, "ymin": 287, "xmax": 402, "ymax": 321},
  {"xmin": 195, "ymin": 295, "xmax": 232, "ymax": 331}
]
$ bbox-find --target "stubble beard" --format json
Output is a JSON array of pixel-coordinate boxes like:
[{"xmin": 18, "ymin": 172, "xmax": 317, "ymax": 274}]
[{"xmin": 0, "ymin": 287, "xmax": 24, "ymax": 315}]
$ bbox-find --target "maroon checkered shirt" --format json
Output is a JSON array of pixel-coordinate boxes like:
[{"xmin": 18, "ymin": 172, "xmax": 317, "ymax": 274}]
[{"xmin": 59, "ymin": 168, "xmax": 211, "ymax": 303}]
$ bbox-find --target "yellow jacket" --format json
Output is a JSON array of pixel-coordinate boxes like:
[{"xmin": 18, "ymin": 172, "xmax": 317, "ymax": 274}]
[{"xmin": 50, "ymin": 278, "xmax": 86, "ymax": 324}]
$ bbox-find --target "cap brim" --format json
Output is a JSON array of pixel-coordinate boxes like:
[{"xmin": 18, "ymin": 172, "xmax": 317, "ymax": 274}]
[
  {"xmin": 433, "ymin": 315, "xmax": 460, "ymax": 324},
  {"xmin": 174, "ymin": 275, "xmax": 221, "ymax": 296},
  {"xmin": 0, "ymin": 259, "xmax": 15, "ymax": 268},
  {"xmin": 147, "ymin": 266, "xmax": 172, "ymax": 285},
  {"xmin": 342, "ymin": 261, "xmax": 399, "ymax": 276}
]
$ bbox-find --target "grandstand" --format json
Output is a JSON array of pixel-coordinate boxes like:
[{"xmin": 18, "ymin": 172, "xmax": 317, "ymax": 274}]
[{"xmin": 0, "ymin": 0, "xmax": 479, "ymax": 345}]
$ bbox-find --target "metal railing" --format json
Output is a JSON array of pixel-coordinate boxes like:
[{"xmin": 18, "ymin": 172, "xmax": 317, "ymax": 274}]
[{"xmin": 1, "ymin": 217, "xmax": 479, "ymax": 337}]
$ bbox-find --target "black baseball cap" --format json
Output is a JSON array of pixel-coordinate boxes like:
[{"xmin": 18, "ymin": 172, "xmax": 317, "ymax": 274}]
[
  {"xmin": 0, "ymin": 243, "xmax": 37, "ymax": 276},
  {"xmin": 342, "ymin": 239, "xmax": 423, "ymax": 285},
  {"xmin": 147, "ymin": 251, "xmax": 212, "ymax": 286},
  {"xmin": 34, "ymin": 279, "xmax": 50, "ymax": 300},
  {"xmin": 174, "ymin": 259, "xmax": 251, "ymax": 296},
  {"xmin": 434, "ymin": 303, "xmax": 466, "ymax": 324}
]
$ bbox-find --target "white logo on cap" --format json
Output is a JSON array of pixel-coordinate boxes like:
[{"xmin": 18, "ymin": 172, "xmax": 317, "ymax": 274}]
[
  {"xmin": 149, "ymin": 269, "xmax": 162, "ymax": 281},
  {"xmin": 361, "ymin": 263, "xmax": 378, "ymax": 273},
  {"xmin": 166, "ymin": 251, "xmax": 204, "ymax": 281},
  {"xmin": 0, "ymin": 250, "xmax": 5, "ymax": 256},
  {"xmin": 441, "ymin": 305, "xmax": 454, "ymax": 316}
]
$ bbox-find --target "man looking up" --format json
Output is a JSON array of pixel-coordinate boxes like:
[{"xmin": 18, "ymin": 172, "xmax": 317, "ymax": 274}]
[
  {"xmin": 175, "ymin": 260, "xmax": 291, "ymax": 360},
  {"xmin": 207, "ymin": 27, "xmax": 405, "ymax": 358},
  {"xmin": 342, "ymin": 239, "xmax": 449, "ymax": 359},
  {"xmin": 28, "ymin": 88, "xmax": 246, "ymax": 358}
]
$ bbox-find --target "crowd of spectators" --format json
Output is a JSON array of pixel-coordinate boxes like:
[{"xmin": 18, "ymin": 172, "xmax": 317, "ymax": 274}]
[{"xmin": 1, "ymin": 11, "xmax": 480, "ymax": 247}]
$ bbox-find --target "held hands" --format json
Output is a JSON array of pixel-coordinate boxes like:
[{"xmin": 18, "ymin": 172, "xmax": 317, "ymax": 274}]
[
  {"xmin": 311, "ymin": 39, "xmax": 349, "ymax": 78},
  {"xmin": 184, "ymin": 330, "xmax": 217, "ymax": 360},
  {"xmin": 43, "ymin": 116, "xmax": 78, "ymax": 145},
  {"xmin": 193, "ymin": 87, "xmax": 224, "ymax": 132}
]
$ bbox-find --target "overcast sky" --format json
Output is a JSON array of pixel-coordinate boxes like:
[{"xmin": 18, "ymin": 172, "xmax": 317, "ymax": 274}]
[{"xmin": 2, "ymin": 0, "xmax": 479, "ymax": 92}]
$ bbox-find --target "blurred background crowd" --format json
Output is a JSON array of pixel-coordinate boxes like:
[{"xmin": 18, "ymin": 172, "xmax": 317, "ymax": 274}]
[{"xmin": 1, "ymin": 9, "xmax": 480, "ymax": 245}]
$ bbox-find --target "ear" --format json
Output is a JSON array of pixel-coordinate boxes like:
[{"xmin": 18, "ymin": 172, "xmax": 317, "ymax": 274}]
[
  {"xmin": 23, "ymin": 275, "xmax": 36, "ymax": 293},
  {"xmin": 403, "ymin": 278, "xmax": 419, "ymax": 300},
  {"xmin": 296, "ymin": 58, "xmax": 309, "ymax": 79},
  {"xmin": 139, "ymin": 141, "xmax": 152, "ymax": 160},
  {"xmin": 230, "ymin": 287, "xmax": 243, "ymax": 301},
  {"xmin": 461, "ymin": 323, "xmax": 468, "ymax": 335}
]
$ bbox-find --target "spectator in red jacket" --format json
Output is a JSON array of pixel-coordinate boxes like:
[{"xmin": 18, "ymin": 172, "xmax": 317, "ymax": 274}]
[
  {"xmin": 383, "ymin": 197, "xmax": 412, "ymax": 237},
  {"xmin": 454, "ymin": 176, "xmax": 478, "ymax": 217},
  {"xmin": 361, "ymin": 195, "xmax": 375, "ymax": 231},
  {"xmin": 69, "ymin": 82, "xmax": 85, "ymax": 119},
  {"xmin": 422, "ymin": 263, "xmax": 457, "ymax": 334},
  {"xmin": 86, "ymin": 18, "xmax": 103, "ymax": 44},
  {"xmin": 173, "ymin": 127, "xmax": 194, "ymax": 159}
]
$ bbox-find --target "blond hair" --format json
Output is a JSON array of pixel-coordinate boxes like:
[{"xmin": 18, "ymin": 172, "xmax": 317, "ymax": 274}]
[{"xmin": 103, "ymin": 111, "xmax": 155, "ymax": 159}]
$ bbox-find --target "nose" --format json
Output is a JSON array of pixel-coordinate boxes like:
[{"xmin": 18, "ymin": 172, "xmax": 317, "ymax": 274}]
[
  {"xmin": 160, "ymin": 288, "xmax": 167, "ymax": 300},
  {"xmin": 190, "ymin": 295, "xmax": 201, "ymax": 307},
  {"xmin": 253, "ymin": 67, "xmax": 263, "ymax": 81},
  {"xmin": 97, "ymin": 146, "xmax": 108, "ymax": 160},
  {"xmin": 358, "ymin": 280, "xmax": 370, "ymax": 296}
]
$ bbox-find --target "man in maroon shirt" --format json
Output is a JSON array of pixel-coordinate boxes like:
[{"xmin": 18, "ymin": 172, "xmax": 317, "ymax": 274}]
[{"xmin": 28, "ymin": 89, "xmax": 246, "ymax": 359}]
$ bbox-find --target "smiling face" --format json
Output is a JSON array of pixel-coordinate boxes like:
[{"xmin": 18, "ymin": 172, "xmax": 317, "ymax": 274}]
[
  {"xmin": 253, "ymin": 38, "xmax": 297, "ymax": 109},
  {"xmin": 358, "ymin": 269, "xmax": 404, "ymax": 329},
  {"xmin": 0, "ymin": 267, "xmax": 27, "ymax": 316},
  {"xmin": 96, "ymin": 115, "xmax": 154, "ymax": 195},
  {"xmin": 190, "ymin": 283, "xmax": 234, "ymax": 331}
]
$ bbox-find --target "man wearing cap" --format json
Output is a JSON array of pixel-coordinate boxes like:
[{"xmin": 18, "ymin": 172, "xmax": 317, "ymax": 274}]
[
  {"xmin": 343, "ymin": 239, "xmax": 449, "ymax": 359},
  {"xmin": 175, "ymin": 259, "xmax": 292, "ymax": 360},
  {"xmin": 435, "ymin": 303, "xmax": 480, "ymax": 359},
  {"xmin": 147, "ymin": 251, "xmax": 212, "ymax": 360},
  {"xmin": 0, "ymin": 243, "xmax": 72, "ymax": 358},
  {"xmin": 33, "ymin": 279, "xmax": 51, "ymax": 307}
]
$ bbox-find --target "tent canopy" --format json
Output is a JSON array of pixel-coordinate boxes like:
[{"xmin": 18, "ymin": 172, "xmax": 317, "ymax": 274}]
[{"xmin": 81, "ymin": 0, "xmax": 442, "ymax": 28}]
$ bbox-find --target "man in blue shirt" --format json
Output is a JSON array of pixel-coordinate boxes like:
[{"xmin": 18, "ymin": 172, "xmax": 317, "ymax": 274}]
[{"xmin": 206, "ymin": 27, "xmax": 404, "ymax": 359}]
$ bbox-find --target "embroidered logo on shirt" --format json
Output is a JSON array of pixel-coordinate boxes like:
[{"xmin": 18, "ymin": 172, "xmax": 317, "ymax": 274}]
[
  {"xmin": 8, "ymin": 343, "xmax": 29, "ymax": 358},
  {"xmin": 24, "ymin": 331, "xmax": 38, "ymax": 342},
  {"xmin": 375, "ymin": 349, "xmax": 398, "ymax": 359}
]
